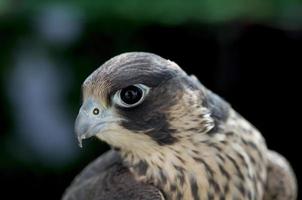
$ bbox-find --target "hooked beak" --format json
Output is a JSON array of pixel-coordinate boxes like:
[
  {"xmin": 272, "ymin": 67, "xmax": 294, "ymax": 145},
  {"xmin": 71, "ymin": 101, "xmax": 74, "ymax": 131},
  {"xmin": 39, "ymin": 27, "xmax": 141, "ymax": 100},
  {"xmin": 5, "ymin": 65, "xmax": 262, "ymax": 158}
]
[
  {"xmin": 75, "ymin": 110, "xmax": 98, "ymax": 148},
  {"xmin": 74, "ymin": 100, "xmax": 123, "ymax": 148}
]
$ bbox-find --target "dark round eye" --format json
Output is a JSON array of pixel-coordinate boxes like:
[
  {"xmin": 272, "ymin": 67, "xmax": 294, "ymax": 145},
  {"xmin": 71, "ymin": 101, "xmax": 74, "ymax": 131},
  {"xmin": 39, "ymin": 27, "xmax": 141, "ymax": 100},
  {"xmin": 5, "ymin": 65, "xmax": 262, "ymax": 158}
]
[
  {"xmin": 120, "ymin": 85, "xmax": 143, "ymax": 105},
  {"xmin": 93, "ymin": 108, "xmax": 100, "ymax": 115},
  {"xmin": 113, "ymin": 84, "xmax": 150, "ymax": 108}
]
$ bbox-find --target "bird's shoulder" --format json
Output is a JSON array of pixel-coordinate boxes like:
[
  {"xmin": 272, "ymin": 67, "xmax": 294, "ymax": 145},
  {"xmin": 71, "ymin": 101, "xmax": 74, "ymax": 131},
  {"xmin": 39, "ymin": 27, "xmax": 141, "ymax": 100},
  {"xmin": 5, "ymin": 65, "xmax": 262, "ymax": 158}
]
[
  {"xmin": 62, "ymin": 150, "xmax": 164, "ymax": 200},
  {"xmin": 263, "ymin": 150, "xmax": 297, "ymax": 200}
]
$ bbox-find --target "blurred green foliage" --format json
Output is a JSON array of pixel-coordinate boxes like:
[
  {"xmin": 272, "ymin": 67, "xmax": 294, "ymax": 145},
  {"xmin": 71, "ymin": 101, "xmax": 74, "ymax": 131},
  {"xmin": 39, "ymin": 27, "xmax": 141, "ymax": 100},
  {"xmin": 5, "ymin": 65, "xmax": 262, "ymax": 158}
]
[{"xmin": 0, "ymin": 0, "xmax": 302, "ymax": 24}]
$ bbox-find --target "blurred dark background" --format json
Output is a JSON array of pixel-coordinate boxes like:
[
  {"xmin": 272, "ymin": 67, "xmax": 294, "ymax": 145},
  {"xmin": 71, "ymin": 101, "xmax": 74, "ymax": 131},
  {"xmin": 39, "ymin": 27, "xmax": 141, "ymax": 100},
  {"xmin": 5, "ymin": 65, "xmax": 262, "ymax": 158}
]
[{"xmin": 0, "ymin": 0, "xmax": 301, "ymax": 199}]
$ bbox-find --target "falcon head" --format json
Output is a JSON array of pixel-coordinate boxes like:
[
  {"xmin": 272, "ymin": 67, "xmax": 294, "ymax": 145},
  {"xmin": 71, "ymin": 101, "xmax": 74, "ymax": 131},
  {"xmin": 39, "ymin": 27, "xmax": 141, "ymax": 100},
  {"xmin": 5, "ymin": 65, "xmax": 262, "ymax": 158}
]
[{"xmin": 75, "ymin": 52, "xmax": 229, "ymax": 153}]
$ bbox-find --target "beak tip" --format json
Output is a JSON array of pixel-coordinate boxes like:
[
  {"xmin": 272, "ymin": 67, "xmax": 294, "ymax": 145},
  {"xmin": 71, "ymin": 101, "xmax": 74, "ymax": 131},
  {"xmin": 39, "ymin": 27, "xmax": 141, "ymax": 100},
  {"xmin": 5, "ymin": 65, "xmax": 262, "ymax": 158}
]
[{"xmin": 77, "ymin": 135, "xmax": 84, "ymax": 148}]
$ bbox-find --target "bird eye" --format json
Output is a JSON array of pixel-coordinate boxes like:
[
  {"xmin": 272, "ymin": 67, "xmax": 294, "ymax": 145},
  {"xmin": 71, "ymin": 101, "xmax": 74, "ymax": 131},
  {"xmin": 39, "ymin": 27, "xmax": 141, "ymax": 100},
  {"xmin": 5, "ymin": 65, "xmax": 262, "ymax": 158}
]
[
  {"xmin": 113, "ymin": 84, "xmax": 150, "ymax": 108},
  {"xmin": 93, "ymin": 108, "xmax": 100, "ymax": 115}
]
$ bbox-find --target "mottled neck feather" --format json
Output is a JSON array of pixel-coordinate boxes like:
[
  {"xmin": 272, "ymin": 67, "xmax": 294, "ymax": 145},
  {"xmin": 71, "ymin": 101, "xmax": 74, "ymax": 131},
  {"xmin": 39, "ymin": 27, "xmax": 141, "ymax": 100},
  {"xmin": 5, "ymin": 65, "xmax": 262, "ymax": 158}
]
[{"xmin": 118, "ymin": 129, "xmax": 230, "ymax": 199}]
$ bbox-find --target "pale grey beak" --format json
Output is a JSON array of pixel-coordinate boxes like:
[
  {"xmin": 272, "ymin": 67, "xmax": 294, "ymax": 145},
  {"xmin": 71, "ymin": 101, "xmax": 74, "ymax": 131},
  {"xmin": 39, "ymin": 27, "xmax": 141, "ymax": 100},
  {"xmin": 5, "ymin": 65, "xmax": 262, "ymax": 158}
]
[
  {"xmin": 75, "ymin": 111, "xmax": 95, "ymax": 148},
  {"xmin": 74, "ymin": 99, "xmax": 122, "ymax": 148},
  {"xmin": 75, "ymin": 99, "xmax": 106, "ymax": 148}
]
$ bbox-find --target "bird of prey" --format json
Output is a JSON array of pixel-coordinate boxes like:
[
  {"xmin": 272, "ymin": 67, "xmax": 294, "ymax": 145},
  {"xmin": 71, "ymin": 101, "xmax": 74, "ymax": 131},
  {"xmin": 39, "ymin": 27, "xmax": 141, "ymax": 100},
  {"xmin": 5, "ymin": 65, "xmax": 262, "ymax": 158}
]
[{"xmin": 63, "ymin": 52, "xmax": 297, "ymax": 200}]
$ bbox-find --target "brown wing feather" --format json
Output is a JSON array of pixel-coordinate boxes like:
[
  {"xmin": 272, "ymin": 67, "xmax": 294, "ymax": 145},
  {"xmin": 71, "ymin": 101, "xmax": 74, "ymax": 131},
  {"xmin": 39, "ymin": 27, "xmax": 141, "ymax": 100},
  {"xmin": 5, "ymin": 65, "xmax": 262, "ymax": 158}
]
[
  {"xmin": 263, "ymin": 150, "xmax": 297, "ymax": 200},
  {"xmin": 62, "ymin": 150, "xmax": 164, "ymax": 200}
]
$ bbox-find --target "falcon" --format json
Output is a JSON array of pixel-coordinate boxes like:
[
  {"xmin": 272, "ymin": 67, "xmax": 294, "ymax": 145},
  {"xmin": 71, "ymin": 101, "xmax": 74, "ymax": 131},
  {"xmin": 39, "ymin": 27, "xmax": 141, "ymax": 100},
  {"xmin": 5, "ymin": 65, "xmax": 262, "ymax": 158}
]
[{"xmin": 63, "ymin": 52, "xmax": 297, "ymax": 200}]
